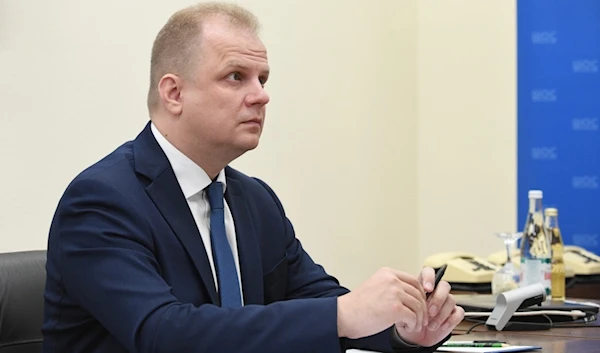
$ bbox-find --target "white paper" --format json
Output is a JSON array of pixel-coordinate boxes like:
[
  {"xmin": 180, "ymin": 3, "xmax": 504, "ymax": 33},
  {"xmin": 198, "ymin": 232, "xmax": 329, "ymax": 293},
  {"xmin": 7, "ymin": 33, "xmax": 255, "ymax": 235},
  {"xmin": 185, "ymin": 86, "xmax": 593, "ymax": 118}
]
[{"xmin": 436, "ymin": 345, "xmax": 541, "ymax": 353}]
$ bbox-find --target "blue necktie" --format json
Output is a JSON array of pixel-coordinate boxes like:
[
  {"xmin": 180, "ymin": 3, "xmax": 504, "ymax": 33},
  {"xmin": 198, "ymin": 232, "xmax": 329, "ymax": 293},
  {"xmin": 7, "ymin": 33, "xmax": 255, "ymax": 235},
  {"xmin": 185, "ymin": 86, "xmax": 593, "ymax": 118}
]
[{"xmin": 206, "ymin": 181, "xmax": 242, "ymax": 308}]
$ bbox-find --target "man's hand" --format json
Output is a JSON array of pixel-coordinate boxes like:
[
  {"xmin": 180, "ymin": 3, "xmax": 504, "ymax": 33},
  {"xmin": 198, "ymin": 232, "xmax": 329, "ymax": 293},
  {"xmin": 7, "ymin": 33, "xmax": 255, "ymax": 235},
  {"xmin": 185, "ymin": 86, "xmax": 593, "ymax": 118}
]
[
  {"xmin": 337, "ymin": 267, "xmax": 428, "ymax": 339},
  {"xmin": 394, "ymin": 267, "xmax": 465, "ymax": 347}
]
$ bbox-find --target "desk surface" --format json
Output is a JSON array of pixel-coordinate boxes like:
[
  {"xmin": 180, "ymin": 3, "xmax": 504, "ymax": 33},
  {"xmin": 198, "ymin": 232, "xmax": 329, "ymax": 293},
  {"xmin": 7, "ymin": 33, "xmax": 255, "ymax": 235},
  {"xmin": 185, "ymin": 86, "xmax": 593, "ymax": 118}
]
[
  {"xmin": 348, "ymin": 326, "xmax": 600, "ymax": 352},
  {"xmin": 454, "ymin": 296, "xmax": 600, "ymax": 341},
  {"xmin": 450, "ymin": 307, "xmax": 600, "ymax": 352},
  {"xmin": 450, "ymin": 332, "xmax": 600, "ymax": 353},
  {"xmin": 348, "ymin": 331, "xmax": 599, "ymax": 353},
  {"xmin": 350, "ymin": 298, "xmax": 600, "ymax": 353},
  {"xmin": 348, "ymin": 319, "xmax": 600, "ymax": 352},
  {"xmin": 454, "ymin": 320, "xmax": 600, "ymax": 339}
]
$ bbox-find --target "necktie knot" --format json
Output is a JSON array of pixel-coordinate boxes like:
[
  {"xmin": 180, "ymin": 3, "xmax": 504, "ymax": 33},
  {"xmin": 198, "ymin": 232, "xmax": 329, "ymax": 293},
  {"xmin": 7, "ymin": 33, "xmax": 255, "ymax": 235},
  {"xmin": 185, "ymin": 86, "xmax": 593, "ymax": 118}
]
[{"xmin": 206, "ymin": 181, "xmax": 224, "ymax": 210}]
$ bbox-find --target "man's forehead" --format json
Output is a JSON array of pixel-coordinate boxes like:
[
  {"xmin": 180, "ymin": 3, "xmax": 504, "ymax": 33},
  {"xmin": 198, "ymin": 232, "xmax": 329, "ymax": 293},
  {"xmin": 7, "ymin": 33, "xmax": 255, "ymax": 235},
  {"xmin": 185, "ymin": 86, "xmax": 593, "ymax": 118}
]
[
  {"xmin": 200, "ymin": 16, "xmax": 260, "ymax": 44},
  {"xmin": 201, "ymin": 27, "xmax": 265, "ymax": 54},
  {"xmin": 222, "ymin": 58, "xmax": 270, "ymax": 73}
]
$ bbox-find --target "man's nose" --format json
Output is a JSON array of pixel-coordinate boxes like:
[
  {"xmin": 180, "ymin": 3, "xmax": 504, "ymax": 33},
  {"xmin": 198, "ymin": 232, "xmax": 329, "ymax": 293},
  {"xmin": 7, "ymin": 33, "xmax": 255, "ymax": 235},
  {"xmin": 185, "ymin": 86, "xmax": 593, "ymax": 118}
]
[{"xmin": 246, "ymin": 82, "xmax": 270, "ymax": 106}]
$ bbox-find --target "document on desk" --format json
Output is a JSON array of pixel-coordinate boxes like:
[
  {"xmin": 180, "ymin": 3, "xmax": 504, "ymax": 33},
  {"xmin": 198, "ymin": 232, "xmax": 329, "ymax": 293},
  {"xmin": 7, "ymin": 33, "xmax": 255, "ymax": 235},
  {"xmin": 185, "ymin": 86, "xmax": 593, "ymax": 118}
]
[
  {"xmin": 346, "ymin": 345, "xmax": 541, "ymax": 353},
  {"xmin": 346, "ymin": 341, "xmax": 543, "ymax": 353},
  {"xmin": 436, "ymin": 345, "xmax": 542, "ymax": 353}
]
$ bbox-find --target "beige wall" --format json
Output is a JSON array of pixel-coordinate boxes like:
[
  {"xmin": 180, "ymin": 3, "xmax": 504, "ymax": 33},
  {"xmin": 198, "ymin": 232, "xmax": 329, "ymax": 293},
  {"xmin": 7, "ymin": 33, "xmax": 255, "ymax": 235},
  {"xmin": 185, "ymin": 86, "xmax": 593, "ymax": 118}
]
[
  {"xmin": 0, "ymin": 0, "xmax": 515, "ymax": 289},
  {"xmin": 416, "ymin": 0, "xmax": 517, "ymax": 267},
  {"xmin": 232, "ymin": 0, "xmax": 419, "ymax": 288}
]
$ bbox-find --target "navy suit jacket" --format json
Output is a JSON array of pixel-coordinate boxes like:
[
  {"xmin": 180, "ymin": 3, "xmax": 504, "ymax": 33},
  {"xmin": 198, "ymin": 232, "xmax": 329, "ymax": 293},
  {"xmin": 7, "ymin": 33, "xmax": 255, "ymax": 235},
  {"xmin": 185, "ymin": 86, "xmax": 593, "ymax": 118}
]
[{"xmin": 42, "ymin": 123, "xmax": 437, "ymax": 353}]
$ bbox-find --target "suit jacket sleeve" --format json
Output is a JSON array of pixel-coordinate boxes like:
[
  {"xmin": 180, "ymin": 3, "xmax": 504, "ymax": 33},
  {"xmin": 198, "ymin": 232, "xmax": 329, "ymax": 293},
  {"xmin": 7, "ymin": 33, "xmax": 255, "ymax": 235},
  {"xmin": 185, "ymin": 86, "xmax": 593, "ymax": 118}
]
[
  {"xmin": 254, "ymin": 179, "xmax": 450, "ymax": 353},
  {"xmin": 55, "ymin": 177, "xmax": 345, "ymax": 353}
]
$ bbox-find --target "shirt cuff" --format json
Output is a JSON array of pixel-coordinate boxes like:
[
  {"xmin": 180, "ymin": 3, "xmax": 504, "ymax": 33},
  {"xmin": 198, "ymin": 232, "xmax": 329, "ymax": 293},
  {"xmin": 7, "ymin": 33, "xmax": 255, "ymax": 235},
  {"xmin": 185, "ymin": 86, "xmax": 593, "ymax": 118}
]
[{"xmin": 390, "ymin": 327, "xmax": 421, "ymax": 348}]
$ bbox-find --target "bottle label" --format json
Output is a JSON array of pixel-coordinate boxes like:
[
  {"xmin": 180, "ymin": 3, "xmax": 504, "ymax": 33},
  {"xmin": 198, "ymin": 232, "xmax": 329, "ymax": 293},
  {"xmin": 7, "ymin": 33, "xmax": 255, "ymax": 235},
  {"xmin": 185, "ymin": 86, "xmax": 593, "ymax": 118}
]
[{"xmin": 520, "ymin": 258, "xmax": 552, "ymax": 296}]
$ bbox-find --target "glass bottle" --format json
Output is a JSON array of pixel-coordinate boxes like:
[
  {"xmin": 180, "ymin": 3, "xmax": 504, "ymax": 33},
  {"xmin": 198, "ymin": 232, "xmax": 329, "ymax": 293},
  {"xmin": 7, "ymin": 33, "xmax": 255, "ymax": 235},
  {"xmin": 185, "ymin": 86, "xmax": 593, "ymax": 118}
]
[
  {"xmin": 519, "ymin": 190, "xmax": 552, "ymax": 296},
  {"xmin": 545, "ymin": 207, "xmax": 566, "ymax": 300}
]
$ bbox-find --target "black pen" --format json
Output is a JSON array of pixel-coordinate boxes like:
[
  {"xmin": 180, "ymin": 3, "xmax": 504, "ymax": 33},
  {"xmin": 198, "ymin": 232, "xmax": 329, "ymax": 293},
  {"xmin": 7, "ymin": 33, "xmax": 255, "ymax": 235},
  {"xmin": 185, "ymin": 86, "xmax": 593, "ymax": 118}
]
[{"xmin": 427, "ymin": 264, "xmax": 447, "ymax": 298}]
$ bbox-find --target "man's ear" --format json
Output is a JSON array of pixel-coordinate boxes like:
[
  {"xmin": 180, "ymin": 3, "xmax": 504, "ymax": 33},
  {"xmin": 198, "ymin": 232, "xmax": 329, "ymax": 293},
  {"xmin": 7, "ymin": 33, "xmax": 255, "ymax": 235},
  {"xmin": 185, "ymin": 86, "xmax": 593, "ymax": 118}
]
[{"xmin": 158, "ymin": 74, "xmax": 184, "ymax": 116}]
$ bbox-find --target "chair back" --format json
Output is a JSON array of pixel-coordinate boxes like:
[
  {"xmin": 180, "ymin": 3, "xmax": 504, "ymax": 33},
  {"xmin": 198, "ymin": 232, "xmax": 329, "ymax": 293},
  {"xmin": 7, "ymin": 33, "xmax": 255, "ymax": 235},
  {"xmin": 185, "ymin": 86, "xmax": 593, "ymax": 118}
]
[{"xmin": 0, "ymin": 251, "xmax": 46, "ymax": 353}]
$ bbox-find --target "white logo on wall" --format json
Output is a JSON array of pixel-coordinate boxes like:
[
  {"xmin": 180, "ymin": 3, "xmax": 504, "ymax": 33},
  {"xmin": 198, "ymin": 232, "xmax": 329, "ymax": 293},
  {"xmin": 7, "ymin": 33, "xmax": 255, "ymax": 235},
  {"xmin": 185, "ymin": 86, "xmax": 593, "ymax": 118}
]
[
  {"xmin": 572, "ymin": 234, "xmax": 599, "ymax": 248},
  {"xmin": 572, "ymin": 118, "xmax": 599, "ymax": 131},
  {"xmin": 531, "ymin": 89, "xmax": 557, "ymax": 102},
  {"xmin": 531, "ymin": 147, "xmax": 557, "ymax": 160},
  {"xmin": 572, "ymin": 60, "xmax": 599, "ymax": 73},
  {"xmin": 531, "ymin": 31, "xmax": 558, "ymax": 44},
  {"xmin": 572, "ymin": 176, "xmax": 599, "ymax": 189}
]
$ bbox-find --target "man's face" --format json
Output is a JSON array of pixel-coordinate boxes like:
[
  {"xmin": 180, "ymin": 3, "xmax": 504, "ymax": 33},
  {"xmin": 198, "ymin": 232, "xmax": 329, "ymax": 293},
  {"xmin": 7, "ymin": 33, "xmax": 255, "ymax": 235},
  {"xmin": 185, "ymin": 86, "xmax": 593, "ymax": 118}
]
[{"xmin": 179, "ymin": 17, "xmax": 270, "ymax": 157}]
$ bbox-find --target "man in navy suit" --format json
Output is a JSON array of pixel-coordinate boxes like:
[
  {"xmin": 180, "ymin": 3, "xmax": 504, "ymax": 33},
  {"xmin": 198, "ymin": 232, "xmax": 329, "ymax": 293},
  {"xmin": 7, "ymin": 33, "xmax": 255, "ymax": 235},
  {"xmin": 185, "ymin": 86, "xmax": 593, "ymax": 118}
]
[{"xmin": 42, "ymin": 2, "xmax": 463, "ymax": 352}]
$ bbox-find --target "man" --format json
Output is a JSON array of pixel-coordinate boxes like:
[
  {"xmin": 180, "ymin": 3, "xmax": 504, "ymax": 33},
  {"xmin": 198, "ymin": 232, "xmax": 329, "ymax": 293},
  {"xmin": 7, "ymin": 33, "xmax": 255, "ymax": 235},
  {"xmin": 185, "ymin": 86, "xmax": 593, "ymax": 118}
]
[{"xmin": 42, "ymin": 2, "xmax": 464, "ymax": 352}]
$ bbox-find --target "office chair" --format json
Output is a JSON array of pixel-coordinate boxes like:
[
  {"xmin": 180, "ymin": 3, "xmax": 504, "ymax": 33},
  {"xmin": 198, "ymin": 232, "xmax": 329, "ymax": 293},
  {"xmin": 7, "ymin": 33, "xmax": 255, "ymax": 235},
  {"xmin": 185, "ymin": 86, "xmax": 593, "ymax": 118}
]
[{"xmin": 0, "ymin": 250, "xmax": 46, "ymax": 353}]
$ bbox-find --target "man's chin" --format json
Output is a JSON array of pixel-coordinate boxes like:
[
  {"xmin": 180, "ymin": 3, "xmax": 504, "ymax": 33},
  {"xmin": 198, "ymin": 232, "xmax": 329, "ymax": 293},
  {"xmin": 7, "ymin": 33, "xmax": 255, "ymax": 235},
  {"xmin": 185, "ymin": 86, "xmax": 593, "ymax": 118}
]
[
  {"xmin": 243, "ymin": 142, "xmax": 260, "ymax": 152},
  {"xmin": 234, "ymin": 138, "xmax": 260, "ymax": 155}
]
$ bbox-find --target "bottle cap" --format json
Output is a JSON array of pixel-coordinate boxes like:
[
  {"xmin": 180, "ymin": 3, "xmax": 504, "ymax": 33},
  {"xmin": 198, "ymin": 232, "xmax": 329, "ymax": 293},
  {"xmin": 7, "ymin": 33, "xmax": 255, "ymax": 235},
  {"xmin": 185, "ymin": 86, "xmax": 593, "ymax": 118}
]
[
  {"xmin": 528, "ymin": 190, "xmax": 543, "ymax": 199},
  {"xmin": 545, "ymin": 207, "xmax": 558, "ymax": 216}
]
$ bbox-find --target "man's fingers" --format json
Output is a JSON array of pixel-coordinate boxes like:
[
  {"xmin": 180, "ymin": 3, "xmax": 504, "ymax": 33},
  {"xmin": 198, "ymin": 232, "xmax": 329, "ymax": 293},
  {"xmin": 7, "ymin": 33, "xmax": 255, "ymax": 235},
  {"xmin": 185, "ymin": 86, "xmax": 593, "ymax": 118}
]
[
  {"xmin": 392, "ymin": 269, "xmax": 426, "ymax": 298},
  {"xmin": 427, "ymin": 280, "xmax": 451, "ymax": 316},
  {"xmin": 419, "ymin": 266, "xmax": 436, "ymax": 293},
  {"xmin": 380, "ymin": 267, "xmax": 437, "ymax": 331},
  {"xmin": 436, "ymin": 305, "xmax": 465, "ymax": 332},
  {"xmin": 398, "ymin": 279, "xmax": 426, "ymax": 303},
  {"xmin": 396, "ymin": 288, "xmax": 425, "ymax": 331},
  {"xmin": 427, "ymin": 292, "xmax": 456, "ymax": 331},
  {"xmin": 395, "ymin": 305, "xmax": 418, "ymax": 332},
  {"xmin": 389, "ymin": 269, "xmax": 428, "ymax": 328}
]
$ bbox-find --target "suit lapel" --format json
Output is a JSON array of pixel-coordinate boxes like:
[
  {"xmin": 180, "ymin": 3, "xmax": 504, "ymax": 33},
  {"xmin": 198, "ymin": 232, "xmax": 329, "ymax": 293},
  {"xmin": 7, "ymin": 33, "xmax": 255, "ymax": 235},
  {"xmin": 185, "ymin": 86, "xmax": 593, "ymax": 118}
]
[
  {"xmin": 133, "ymin": 123, "xmax": 218, "ymax": 304},
  {"xmin": 146, "ymin": 174, "xmax": 218, "ymax": 304},
  {"xmin": 225, "ymin": 175, "xmax": 264, "ymax": 305}
]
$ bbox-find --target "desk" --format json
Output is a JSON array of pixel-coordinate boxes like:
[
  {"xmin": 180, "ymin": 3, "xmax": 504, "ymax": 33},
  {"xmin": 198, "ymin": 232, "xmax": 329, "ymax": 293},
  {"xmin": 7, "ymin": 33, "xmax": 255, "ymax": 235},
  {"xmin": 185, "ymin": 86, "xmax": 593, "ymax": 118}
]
[
  {"xmin": 348, "ymin": 330, "xmax": 599, "ymax": 352},
  {"xmin": 450, "ymin": 314, "xmax": 600, "ymax": 352},
  {"xmin": 449, "ymin": 331, "xmax": 600, "ymax": 352},
  {"xmin": 348, "ymin": 318, "xmax": 600, "ymax": 352},
  {"xmin": 454, "ymin": 319, "xmax": 600, "ymax": 339}
]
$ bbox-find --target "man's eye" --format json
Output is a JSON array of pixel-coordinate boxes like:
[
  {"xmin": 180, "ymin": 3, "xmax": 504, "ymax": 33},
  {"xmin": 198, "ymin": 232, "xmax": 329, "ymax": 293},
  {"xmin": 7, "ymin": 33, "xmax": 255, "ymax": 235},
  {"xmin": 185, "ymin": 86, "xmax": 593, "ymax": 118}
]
[
  {"xmin": 227, "ymin": 72, "xmax": 242, "ymax": 81},
  {"xmin": 259, "ymin": 76, "xmax": 268, "ymax": 86}
]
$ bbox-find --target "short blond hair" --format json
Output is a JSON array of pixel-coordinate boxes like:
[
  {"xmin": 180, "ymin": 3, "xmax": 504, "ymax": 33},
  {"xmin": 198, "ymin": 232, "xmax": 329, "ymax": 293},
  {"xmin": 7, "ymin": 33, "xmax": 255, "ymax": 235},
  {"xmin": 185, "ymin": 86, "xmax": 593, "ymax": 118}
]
[{"xmin": 147, "ymin": 2, "xmax": 260, "ymax": 113}]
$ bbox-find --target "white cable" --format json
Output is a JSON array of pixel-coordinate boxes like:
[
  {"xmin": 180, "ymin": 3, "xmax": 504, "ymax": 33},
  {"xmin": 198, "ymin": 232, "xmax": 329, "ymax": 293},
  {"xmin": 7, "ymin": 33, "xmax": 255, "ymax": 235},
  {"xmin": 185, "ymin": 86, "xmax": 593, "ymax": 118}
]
[{"xmin": 464, "ymin": 310, "xmax": 586, "ymax": 318}]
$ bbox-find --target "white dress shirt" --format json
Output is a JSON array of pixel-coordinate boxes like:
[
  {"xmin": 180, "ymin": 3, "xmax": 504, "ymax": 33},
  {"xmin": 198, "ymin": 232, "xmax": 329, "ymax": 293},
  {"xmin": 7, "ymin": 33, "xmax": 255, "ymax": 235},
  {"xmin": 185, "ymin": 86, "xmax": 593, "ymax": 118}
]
[{"xmin": 151, "ymin": 123, "xmax": 243, "ymax": 301}]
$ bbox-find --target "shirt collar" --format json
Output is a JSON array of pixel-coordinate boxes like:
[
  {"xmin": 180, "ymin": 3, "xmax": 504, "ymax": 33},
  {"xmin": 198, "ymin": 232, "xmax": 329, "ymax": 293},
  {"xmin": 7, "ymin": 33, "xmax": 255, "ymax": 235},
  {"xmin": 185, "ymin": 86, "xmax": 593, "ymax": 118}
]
[{"xmin": 150, "ymin": 122, "xmax": 226, "ymax": 199}]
